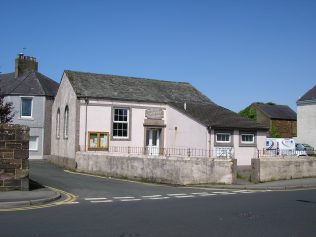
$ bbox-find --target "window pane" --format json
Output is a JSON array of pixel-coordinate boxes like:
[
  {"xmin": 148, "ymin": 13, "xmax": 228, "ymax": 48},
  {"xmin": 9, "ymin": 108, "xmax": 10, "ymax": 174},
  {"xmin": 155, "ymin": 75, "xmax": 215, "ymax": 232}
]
[
  {"xmin": 152, "ymin": 130, "xmax": 157, "ymax": 146},
  {"xmin": 113, "ymin": 108, "xmax": 129, "ymax": 138},
  {"xmin": 21, "ymin": 98, "xmax": 32, "ymax": 117},
  {"xmin": 242, "ymin": 134, "xmax": 254, "ymax": 143},
  {"xmin": 64, "ymin": 107, "xmax": 69, "ymax": 138},
  {"xmin": 56, "ymin": 110, "xmax": 60, "ymax": 138},
  {"xmin": 89, "ymin": 133, "xmax": 98, "ymax": 148},
  {"xmin": 146, "ymin": 130, "xmax": 150, "ymax": 146},
  {"xmin": 216, "ymin": 133, "xmax": 230, "ymax": 142},
  {"xmin": 99, "ymin": 134, "xmax": 108, "ymax": 148}
]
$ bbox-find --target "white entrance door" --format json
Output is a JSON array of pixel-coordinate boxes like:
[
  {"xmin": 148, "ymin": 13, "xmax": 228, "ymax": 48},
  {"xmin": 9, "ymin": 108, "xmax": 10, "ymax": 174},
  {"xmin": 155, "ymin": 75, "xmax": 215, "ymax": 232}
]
[{"xmin": 146, "ymin": 128, "xmax": 161, "ymax": 155}]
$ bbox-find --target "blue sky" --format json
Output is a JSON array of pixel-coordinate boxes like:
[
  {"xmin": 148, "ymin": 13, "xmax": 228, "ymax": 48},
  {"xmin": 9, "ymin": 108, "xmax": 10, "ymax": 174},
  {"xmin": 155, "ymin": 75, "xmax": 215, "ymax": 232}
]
[{"xmin": 1, "ymin": 0, "xmax": 315, "ymax": 112}]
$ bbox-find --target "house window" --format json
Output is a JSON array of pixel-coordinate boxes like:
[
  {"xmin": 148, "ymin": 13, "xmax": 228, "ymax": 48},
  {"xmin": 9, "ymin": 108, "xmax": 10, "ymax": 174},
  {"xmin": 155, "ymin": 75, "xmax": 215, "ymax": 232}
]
[
  {"xmin": 239, "ymin": 131, "xmax": 256, "ymax": 146},
  {"xmin": 29, "ymin": 136, "xmax": 38, "ymax": 151},
  {"xmin": 241, "ymin": 134, "xmax": 254, "ymax": 144},
  {"xmin": 56, "ymin": 108, "xmax": 60, "ymax": 139},
  {"xmin": 88, "ymin": 132, "xmax": 109, "ymax": 150},
  {"xmin": 21, "ymin": 97, "xmax": 33, "ymax": 118},
  {"xmin": 112, "ymin": 108, "xmax": 129, "ymax": 139},
  {"xmin": 64, "ymin": 106, "xmax": 69, "ymax": 139},
  {"xmin": 216, "ymin": 133, "xmax": 231, "ymax": 143}
]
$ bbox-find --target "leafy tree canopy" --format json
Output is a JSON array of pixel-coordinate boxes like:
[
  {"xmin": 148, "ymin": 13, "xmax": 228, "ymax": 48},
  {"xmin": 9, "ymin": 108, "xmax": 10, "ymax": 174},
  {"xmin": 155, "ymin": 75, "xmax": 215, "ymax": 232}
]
[
  {"xmin": 0, "ymin": 91, "xmax": 15, "ymax": 124},
  {"xmin": 239, "ymin": 102, "xmax": 276, "ymax": 120}
]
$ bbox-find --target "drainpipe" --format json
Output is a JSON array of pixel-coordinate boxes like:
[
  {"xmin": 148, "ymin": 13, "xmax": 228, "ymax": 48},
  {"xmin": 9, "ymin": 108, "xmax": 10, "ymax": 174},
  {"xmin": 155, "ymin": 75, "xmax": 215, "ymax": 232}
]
[
  {"xmin": 84, "ymin": 97, "xmax": 89, "ymax": 152},
  {"xmin": 207, "ymin": 126, "xmax": 211, "ymax": 157}
]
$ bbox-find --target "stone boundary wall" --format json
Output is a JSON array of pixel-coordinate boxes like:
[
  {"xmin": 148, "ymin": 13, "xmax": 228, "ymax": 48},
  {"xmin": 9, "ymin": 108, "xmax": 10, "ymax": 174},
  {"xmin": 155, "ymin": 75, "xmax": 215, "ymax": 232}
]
[
  {"xmin": 0, "ymin": 124, "xmax": 29, "ymax": 191},
  {"xmin": 76, "ymin": 152, "xmax": 237, "ymax": 185},
  {"xmin": 251, "ymin": 157, "xmax": 316, "ymax": 183},
  {"xmin": 45, "ymin": 155, "xmax": 77, "ymax": 170}
]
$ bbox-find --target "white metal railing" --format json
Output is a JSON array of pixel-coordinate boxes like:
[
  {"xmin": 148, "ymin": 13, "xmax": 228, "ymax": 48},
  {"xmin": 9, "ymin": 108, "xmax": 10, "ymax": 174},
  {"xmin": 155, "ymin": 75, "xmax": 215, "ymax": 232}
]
[
  {"xmin": 105, "ymin": 146, "xmax": 235, "ymax": 159},
  {"xmin": 257, "ymin": 149, "xmax": 308, "ymax": 158}
]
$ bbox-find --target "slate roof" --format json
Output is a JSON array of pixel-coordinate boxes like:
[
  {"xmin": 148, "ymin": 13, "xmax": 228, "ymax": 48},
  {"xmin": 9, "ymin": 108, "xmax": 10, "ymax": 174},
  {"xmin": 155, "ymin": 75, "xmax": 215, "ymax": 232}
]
[
  {"xmin": 65, "ymin": 70, "xmax": 268, "ymax": 130},
  {"xmin": 0, "ymin": 72, "xmax": 58, "ymax": 97},
  {"xmin": 254, "ymin": 103, "xmax": 297, "ymax": 120},
  {"xmin": 171, "ymin": 102, "xmax": 268, "ymax": 130},
  {"xmin": 297, "ymin": 84, "xmax": 316, "ymax": 102},
  {"xmin": 65, "ymin": 70, "xmax": 212, "ymax": 104}
]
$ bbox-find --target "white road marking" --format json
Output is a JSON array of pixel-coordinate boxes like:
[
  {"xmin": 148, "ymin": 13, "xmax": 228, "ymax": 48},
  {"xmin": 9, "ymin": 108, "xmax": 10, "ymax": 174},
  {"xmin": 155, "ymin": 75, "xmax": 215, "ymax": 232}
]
[
  {"xmin": 198, "ymin": 193, "xmax": 217, "ymax": 196},
  {"xmin": 90, "ymin": 200, "xmax": 113, "ymax": 203},
  {"xmin": 212, "ymin": 192, "xmax": 236, "ymax": 195},
  {"xmin": 191, "ymin": 192, "xmax": 209, "ymax": 195},
  {"xmin": 232, "ymin": 191, "xmax": 254, "ymax": 194},
  {"xmin": 141, "ymin": 195, "xmax": 162, "ymax": 198},
  {"xmin": 167, "ymin": 193, "xmax": 188, "ymax": 196},
  {"xmin": 85, "ymin": 198, "xmax": 107, "ymax": 201},
  {"xmin": 113, "ymin": 197, "xmax": 136, "ymax": 199},
  {"xmin": 120, "ymin": 199, "xmax": 142, "ymax": 202},
  {"xmin": 148, "ymin": 197, "xmax": 170, "ymax": 200},
  {"xmin": 64, "ymin": 201, "xmax": 79, "ymax": 204},
  {"xmin": 82, "ymin": 190, "xmax": 256, "ymax": 205},
  {"xmin": 175, "ymin": 195, "xmax": 195, "ymax": 198}
]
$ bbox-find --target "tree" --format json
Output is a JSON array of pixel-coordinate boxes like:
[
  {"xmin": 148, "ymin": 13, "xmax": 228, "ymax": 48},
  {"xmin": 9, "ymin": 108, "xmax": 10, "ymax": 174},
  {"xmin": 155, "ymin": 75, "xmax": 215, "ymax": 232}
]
[
  {"xmin": 239, "ymin": 102, "xmax": 276, "ymax": 120},
  {"xmin": 239, "ymin": 104, "xmax": 257, "ymax": 120},
  {"xmin": 0, "ymin": 91, "xmax": 15, "ymax": 123}
]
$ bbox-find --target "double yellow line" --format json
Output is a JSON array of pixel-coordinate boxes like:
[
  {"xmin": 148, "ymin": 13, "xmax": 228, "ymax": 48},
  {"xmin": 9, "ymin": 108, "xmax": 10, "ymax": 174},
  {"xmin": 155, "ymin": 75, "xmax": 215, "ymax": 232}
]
[{"xmin": 0, "ymin": 186, "xmax": 77, "ymax": 212}]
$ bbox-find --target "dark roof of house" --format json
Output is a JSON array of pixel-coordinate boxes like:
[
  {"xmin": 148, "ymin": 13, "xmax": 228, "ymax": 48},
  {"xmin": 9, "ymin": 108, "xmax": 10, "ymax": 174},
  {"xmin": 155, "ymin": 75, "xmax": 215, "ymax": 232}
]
[
  {"xmin": 171, "ymin": 102, "xmax": 268, "ymax": 130},
  {"xmin": 65, "ymin": 70, "xmax": 212, "ymax": 104},
  {"xmin": 0, "ymin": 72, "xmax": 59, "ymax": 97},
  {"xmin": 297, "ymin": 85, "xmax": 316, "ymax": 102},
  {"xmin": 253, "ymin": 103, "xmax": 297, "ymax": 120},
  {"xmin": 65, "ymin": 70, "xmax": 268, "ymax": 130}
]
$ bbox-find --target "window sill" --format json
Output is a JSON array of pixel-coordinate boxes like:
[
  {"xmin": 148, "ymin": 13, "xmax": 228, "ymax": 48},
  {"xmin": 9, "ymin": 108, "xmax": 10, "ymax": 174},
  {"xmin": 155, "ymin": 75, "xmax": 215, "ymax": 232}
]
[
  {"xmin": 19, "ymin": 117, "xmax": 34, "ymax": 121},
  {"xmin": 239, "ymin": 143, "xmax": 257, "ymax": 147},
  {"xmin": 111, "ymin": 136, "xmax": 130, "ymax": 140},
  {"xmin": 214, "ymin": 143, "xmax": 233, "ymax": 147}
]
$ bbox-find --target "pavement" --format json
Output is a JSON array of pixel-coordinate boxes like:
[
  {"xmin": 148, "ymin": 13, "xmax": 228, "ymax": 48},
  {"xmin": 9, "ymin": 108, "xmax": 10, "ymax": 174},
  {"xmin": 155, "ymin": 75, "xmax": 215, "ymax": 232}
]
[
  {"xmin": 1, "ymin": 175, "xmax": 316, "ymax": 209},
  {"xmin": 195, "ymin": 177, "xmax": 316, "ymax": 190},
  {"xmin": 0, "ymin": 181, "xmax": 61, "ymax": 209}
]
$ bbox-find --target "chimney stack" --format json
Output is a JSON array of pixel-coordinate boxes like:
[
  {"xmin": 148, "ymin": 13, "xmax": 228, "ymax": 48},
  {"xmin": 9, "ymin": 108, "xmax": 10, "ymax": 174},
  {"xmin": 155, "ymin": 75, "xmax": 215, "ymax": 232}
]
[{"xmin": 15, "ymin": 53, "xmax": 38, "ymax": 78}]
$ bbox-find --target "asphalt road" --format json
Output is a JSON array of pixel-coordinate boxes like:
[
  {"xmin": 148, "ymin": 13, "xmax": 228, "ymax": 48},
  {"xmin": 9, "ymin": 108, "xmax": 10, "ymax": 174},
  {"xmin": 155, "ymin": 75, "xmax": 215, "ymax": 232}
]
[{"xmin": 1, "ymin": 160, "xmax": 316, "ymax": 237}]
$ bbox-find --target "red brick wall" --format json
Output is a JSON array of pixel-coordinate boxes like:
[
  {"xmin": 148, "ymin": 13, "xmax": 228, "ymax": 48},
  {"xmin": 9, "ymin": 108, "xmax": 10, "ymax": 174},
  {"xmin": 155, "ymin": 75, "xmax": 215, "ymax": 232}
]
[
  {"xmin": 271, "ymin": 120, "xmax": 297, "ymax": 138},
  {"xmin": 0, "ymin": 124, "xmax": 29, "ymax": 191}
]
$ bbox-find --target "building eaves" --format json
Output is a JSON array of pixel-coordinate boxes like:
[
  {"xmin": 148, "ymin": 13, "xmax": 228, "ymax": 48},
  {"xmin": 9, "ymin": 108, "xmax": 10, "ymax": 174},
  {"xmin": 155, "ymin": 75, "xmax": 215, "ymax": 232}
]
[{"xmin": 297, "ymin": 85, "xmax": 316, "ymax": 103}]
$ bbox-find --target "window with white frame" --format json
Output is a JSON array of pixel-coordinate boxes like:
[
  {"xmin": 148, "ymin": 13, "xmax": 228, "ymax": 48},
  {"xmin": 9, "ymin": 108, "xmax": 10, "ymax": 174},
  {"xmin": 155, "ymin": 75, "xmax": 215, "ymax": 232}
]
[
  {"xmin": 216, "ymin": 133, "xmax": 231, "ymax": 143},
  {"xmin": 112, "ymin": 108, "xmax": 129, "ymax": 139},
  {"xmin": 64, "ymin": 106, "xmax": 69, "ymax": 139},
  {"xmin": 56, "ymin": 108, "xmax": 60, "ymax": 138},
  {"xmin": 241, "ymin": 134, "xmax": 255, "ymax": 144},
  {"xmin": 29, "ymin": 136, "xmax": 38, "ymax": 151},
  {"xmin": 21, "ymin": 97, "xmax": 33, "ymax": 118}
]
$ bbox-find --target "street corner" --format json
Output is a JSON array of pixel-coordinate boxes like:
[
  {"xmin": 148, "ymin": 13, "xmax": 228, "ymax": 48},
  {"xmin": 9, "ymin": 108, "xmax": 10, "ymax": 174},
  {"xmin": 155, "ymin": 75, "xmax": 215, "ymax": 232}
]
[{"xmin": 0, "ymin": 186, "xmax": 76, "ymax": 212}]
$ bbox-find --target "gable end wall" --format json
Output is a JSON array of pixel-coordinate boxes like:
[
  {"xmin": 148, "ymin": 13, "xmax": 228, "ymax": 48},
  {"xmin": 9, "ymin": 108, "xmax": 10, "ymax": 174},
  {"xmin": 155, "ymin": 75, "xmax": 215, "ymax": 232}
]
[{"xmin": 51, "ymin": 74, "xmax": 78, "ymax": 159}]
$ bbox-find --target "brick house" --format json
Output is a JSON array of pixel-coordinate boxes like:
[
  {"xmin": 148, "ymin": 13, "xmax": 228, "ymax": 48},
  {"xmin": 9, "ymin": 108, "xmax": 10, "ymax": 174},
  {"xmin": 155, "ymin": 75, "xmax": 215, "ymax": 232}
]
[{"xmin": 250, "ymin": 103, "xmax": 297, "ymax": 138}]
